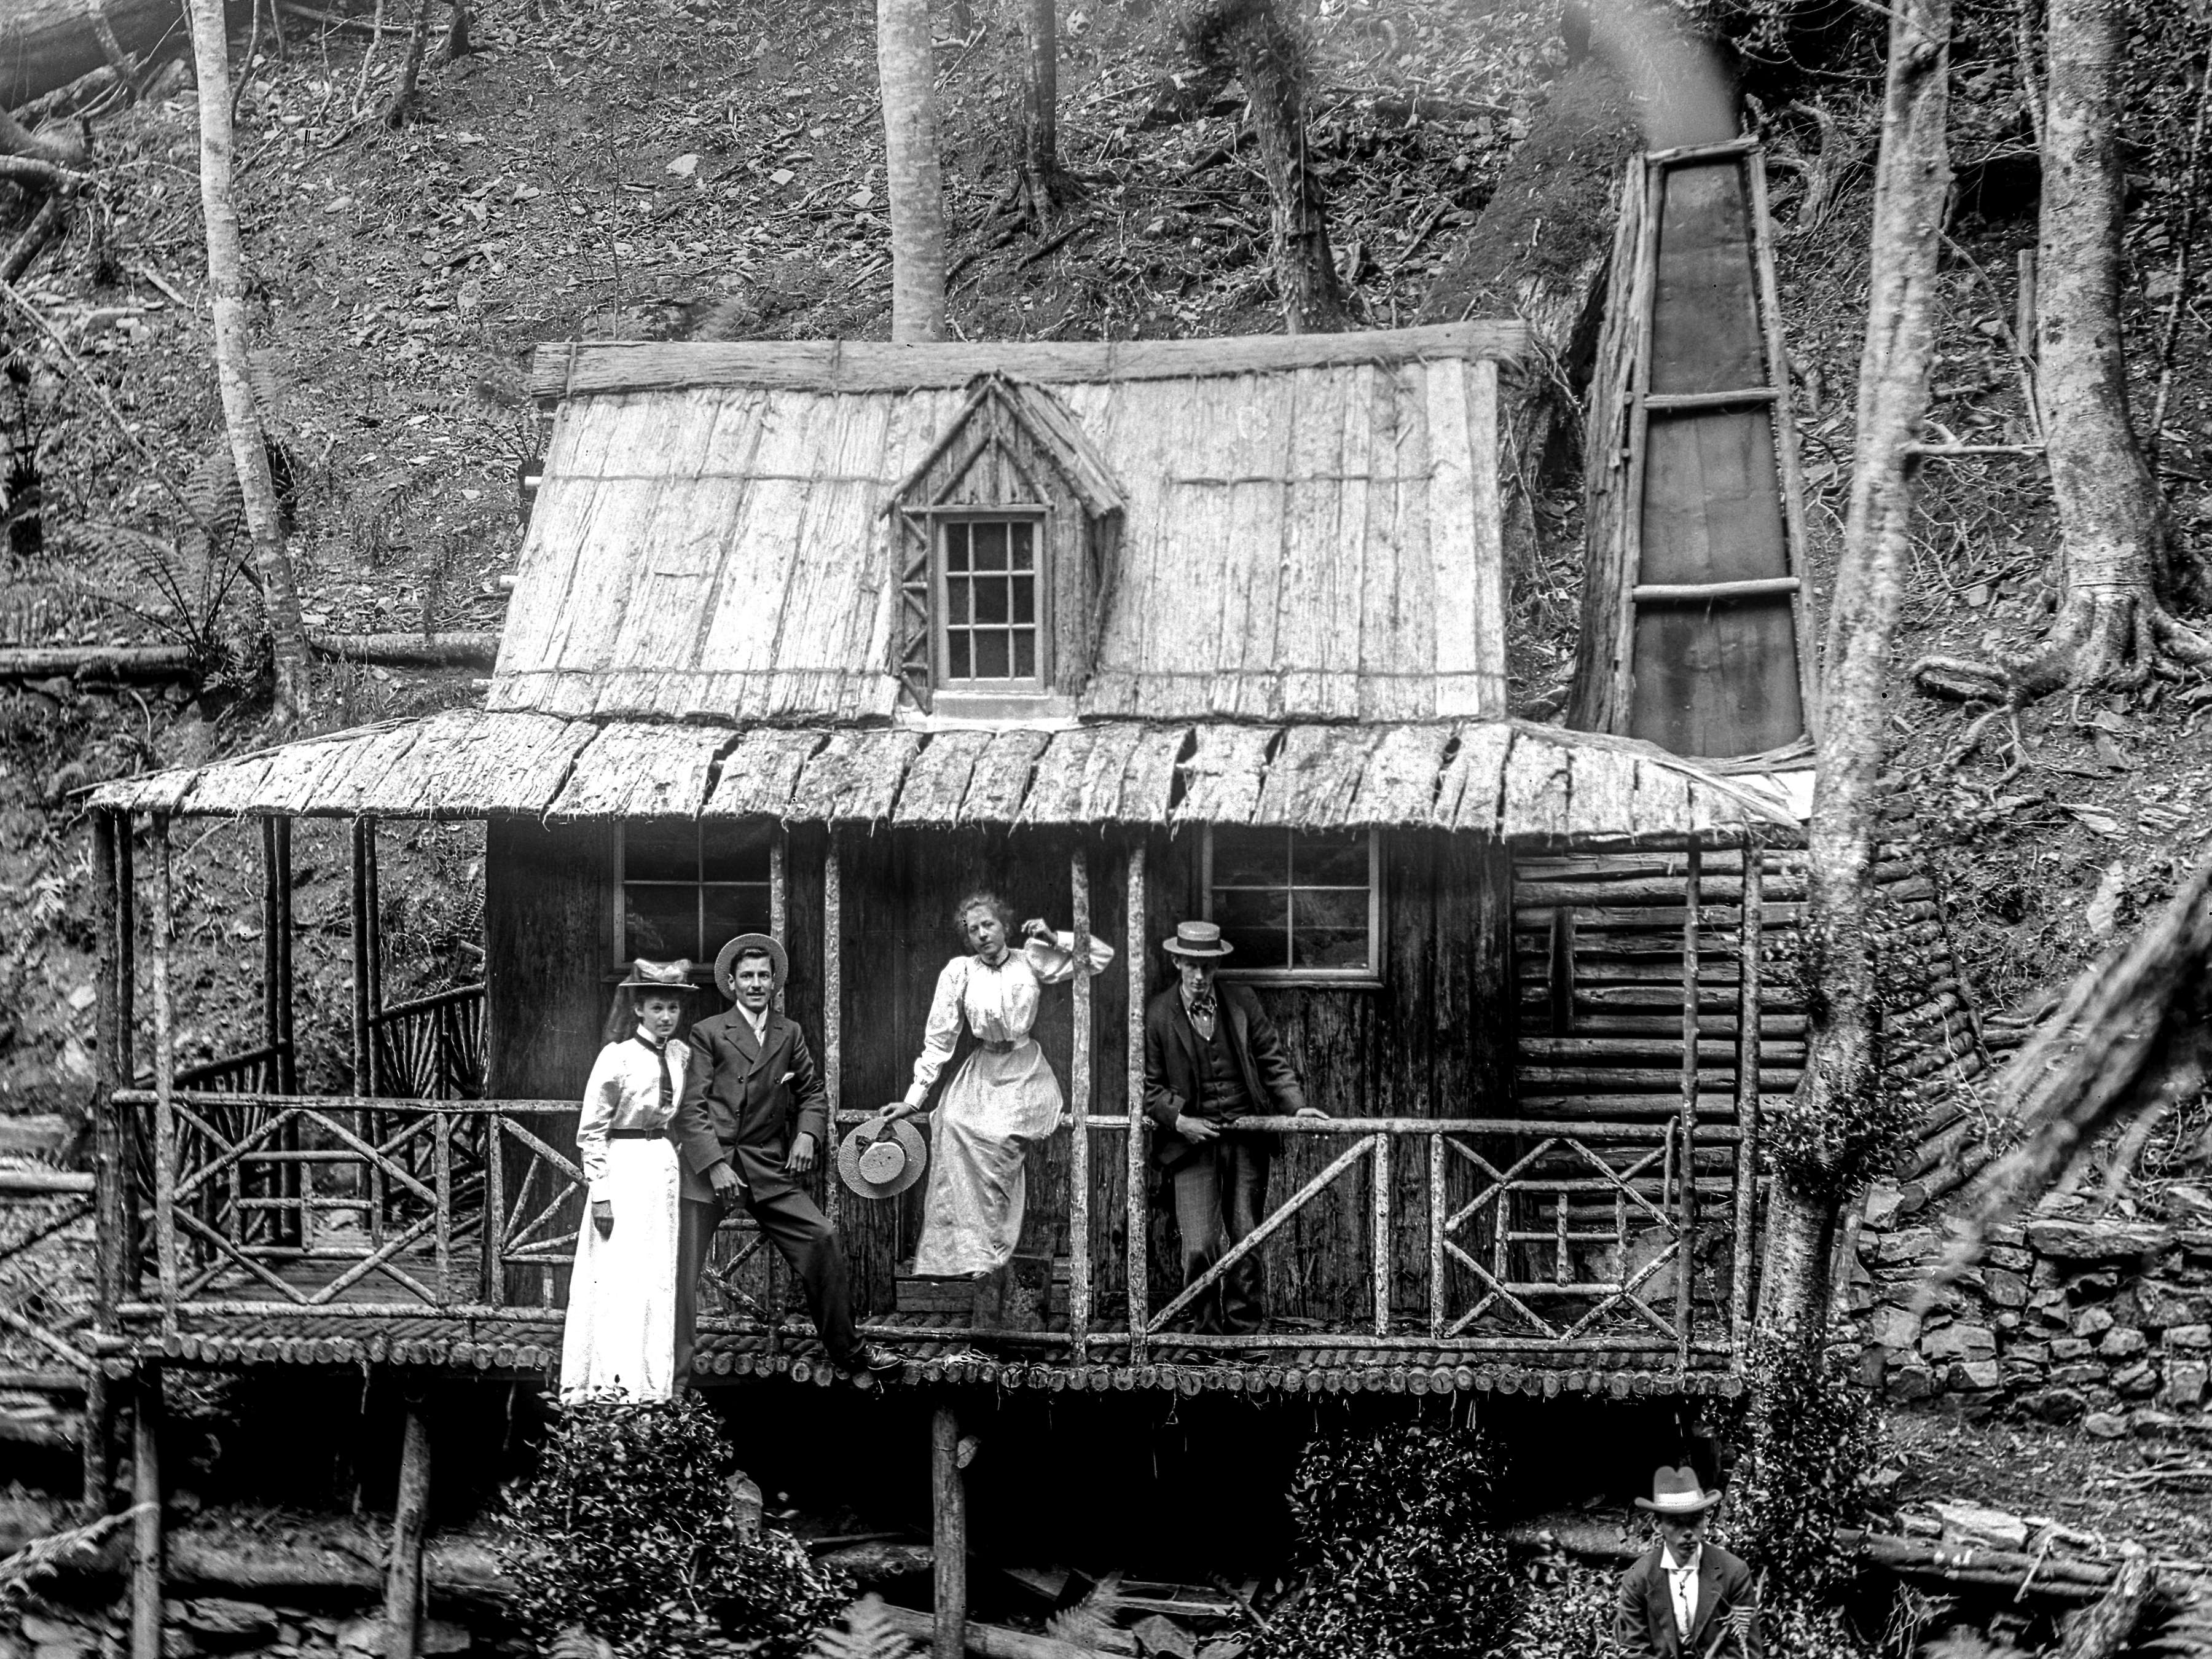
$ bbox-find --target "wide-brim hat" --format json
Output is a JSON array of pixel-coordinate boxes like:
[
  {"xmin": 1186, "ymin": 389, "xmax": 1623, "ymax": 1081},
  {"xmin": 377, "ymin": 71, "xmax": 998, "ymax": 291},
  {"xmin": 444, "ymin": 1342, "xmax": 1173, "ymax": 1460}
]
[
  {"xmin": 1162, "ymin": 919, "xmax": 1234, "ymax": 959},
  {"xmin": 837, "ymin": 1118, "xmax": 928, "ymax": 1200},
  {"xmin": 714, "ymin": 933, "xmax": 789, "ymax": 998},
  {"xmin": 1635, "ymin": 1464, "xmax": 1722, "ymax": 1514},
  {"xmin": 618, "ymin": 958, "xmax": 699, "ymax": 992}
]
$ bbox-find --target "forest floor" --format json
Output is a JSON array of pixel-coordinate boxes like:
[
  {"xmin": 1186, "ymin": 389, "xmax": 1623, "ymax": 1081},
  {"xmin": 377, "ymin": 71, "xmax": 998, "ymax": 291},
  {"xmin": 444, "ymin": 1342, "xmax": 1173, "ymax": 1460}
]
[{"xmin": 5, "ymin": 0, "xmax": 2212, "ymax": 1608}]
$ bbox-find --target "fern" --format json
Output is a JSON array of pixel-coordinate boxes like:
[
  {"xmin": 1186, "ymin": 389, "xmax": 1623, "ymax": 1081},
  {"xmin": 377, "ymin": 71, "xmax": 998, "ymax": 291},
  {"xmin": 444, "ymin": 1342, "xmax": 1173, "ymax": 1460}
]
[
  {"xmin": 806, "ymin": 1595, "xmax": 917, "ymax": 1659},
  {"xmin": 1046, "ymin": 1572, "xmax": 1129, "ymax": 1655}
]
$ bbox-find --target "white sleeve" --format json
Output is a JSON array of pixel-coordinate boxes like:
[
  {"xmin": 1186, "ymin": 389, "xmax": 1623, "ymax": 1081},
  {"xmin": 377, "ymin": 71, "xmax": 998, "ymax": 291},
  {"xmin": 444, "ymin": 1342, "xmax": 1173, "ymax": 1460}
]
[
  {"xmin": 1022, "ymin": 930, "xmax": 1117, "ymax": 986},
  {"xmin": 903, "ymin": 959, "xmax": 968, "ymax": 1107},
  {"xmin": 579, "ymin": 1045, "xmax": 621, "ymax": 1199}
]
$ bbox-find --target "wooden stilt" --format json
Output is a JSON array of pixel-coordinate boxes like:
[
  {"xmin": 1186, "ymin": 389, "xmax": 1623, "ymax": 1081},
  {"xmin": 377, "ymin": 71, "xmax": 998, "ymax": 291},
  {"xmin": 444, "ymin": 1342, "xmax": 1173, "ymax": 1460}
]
[
  {"xmin": 1124, "ymin": 839, "xmax": 1148, "ymax": 1362},
  {"xmin": 149, "ymin": 817, "xmax": 178, "ymax": 1333},
  {"xmin": 383, "ymin": 1401, "xmax": 433, "ymax": 1659},
  {"xmin": 130, "ymin": 1372, "xmax": 164, "ymax": 1659},
  {"xmin": 87, "ymin": 810, "xmax": 124, "ymax": 1515},
  {"xmin": 931, "ymin": 1405, "xmax": 966, "ymax": 1659},
  {"xmin": 1068, "ymin": 843, "xmax": 1091, "ymax": 1362}
]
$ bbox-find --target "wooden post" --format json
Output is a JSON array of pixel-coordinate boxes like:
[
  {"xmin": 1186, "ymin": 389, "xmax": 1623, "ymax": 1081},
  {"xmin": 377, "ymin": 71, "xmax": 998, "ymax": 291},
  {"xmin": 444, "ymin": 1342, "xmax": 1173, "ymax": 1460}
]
[
  {"xmin": 823, "ymin": 833, "xmax": 842, "ymax": 1236},
  {"xmin": 1124, "ymin": 839, "xmax": 1147, "ymax": 1361},
  {"xmin": 930, "ymin": 1405, "xmax": 966, "ymax": 1659},
  {"xmin": 1428, "ymin": 1131, "xmax": 1446, "ymax": 1340},
  {"xmin": 150, "ymin": 817, "xmax": 179, "ymax": 1333},
  {"xmin": 769, "ymin": 831, "xmax": 788, "ymax": 1012},
  {"xmin": 1068, "ymin": 842, "xmax": 1091, "ymax": 1361},
  {"xmin": 130, "ymin": 1372, "xmax": 163, "ymax": 1659},
  {"xmin": 351, "ymin": 817, "xmax": 375, "ymax": 1098},
  {"xmin": 117, "ymin": 816, "xmax": 139, "ymax": 1297},
  {"xmin": 1731, "ymin": 841, "xmax": 1764, "ymax": 1352},
  {"xmin": 1675, "ymin": 839, "xmax": 1702, "ymax": 1371},
  {"xmin": 271, "ymin": 817, "xmax": 296, "ymax": 1092},
  {"xmin": 262, "ymin": 815, "xmax": 283, "ymax": 1080},
  {"xmin": 1371, "ymin": 1133, "xmax": 1391, "ymax": 1337},
  {"xmin": 88, "ymin": 809, "xmax": 123, "ymax": 1516},
  {"xmin": 383, "ymin": 1401, "xmax": 433, "ymax": 1659}
]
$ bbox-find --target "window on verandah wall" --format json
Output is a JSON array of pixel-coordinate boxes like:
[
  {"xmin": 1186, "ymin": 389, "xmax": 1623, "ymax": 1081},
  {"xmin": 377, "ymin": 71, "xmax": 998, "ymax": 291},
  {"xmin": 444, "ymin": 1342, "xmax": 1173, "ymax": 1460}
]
[
  {"xmin": 1202, "ymin": 828, "xmax": 1382, "ymax": 982},
  {"xmin": 937, "ymin": 516, "xmax": 1046, "ymax": 690},
  {"xmin": 618, "ymin": 821, "xmax": 774, "ymax": 966}
]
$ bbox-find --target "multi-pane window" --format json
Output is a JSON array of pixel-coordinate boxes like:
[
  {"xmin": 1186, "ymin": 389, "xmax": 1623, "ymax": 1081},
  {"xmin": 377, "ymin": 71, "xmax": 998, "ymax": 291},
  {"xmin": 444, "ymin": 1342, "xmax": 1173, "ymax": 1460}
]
[
  {"xmin": 939, "ymin": 518, "xmax": 1043, "ymax": 687},
  {"xmin": 619, "ymin": 822, "xmax": 774, "ymax": 965},
  {"xmin": 1203, "ymin": 828, "xmax": 1381, "ymax": 979}
]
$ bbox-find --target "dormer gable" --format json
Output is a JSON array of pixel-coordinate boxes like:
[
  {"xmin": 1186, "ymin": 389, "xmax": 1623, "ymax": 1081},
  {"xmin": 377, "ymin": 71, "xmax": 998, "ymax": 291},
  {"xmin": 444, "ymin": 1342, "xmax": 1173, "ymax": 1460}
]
[{"xmin": 885, "ymin": 373, "xmax": 1124, "ymax": 714}]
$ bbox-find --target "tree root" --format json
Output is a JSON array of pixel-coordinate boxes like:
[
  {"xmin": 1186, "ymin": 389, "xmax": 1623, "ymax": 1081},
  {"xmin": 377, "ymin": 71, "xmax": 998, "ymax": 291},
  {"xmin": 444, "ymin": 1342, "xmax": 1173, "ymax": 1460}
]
[{"xmin": 1908, "ymin": 584, "xmax": 2212, "ymax": 706}]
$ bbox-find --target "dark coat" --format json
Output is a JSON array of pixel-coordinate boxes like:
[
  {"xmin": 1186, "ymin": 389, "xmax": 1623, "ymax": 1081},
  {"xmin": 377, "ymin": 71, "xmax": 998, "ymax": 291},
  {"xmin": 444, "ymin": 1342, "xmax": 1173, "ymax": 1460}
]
[
  {"xmin": 1614, "ymin": 1542, "xmax": 1762, "ymax": 1659},
  {"xmin": 1141, "ymin": 982, "xmax": 1309, "ymax": 1173},
  {"xmin": 671, "ymin": 1006, "xmax": 828, "ymax": 1203}
]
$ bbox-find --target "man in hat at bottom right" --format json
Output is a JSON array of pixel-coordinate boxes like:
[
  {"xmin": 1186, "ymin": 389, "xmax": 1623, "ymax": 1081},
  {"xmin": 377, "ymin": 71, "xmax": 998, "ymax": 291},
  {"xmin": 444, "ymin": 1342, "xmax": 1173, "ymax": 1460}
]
[{"xmin": 1615, "ymin": 1464, "xmax": 1763, "ymax": 1658}]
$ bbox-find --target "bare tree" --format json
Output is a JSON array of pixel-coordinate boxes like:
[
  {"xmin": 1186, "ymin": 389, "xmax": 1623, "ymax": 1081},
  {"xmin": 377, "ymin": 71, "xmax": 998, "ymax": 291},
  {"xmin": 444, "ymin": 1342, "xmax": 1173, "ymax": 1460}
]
[
  {"xmin": 1180, "ymin": 0, "xmax": 1344, "ymax": 332},
  {"xmin": 879, "ymin": 0, "xmax": 947, "ymax": 343},
  {"xmin": 1758, "ymin": 0, "xmax": 1951, "ymax": 1340},
  {"xmin": 188, "ymin": 0, "xmax": 310, "ymax": 729},
  {"xmin": 1014, "ymin": 0, "xmax": 1064, "ymax": 225},
  {"xmin": 1912, "ymin": 0, "xmax": 2212, "ymax": 702},
  {"xmin": 383, "ymin": 0, "xmax": 438, "ymax": 128}
]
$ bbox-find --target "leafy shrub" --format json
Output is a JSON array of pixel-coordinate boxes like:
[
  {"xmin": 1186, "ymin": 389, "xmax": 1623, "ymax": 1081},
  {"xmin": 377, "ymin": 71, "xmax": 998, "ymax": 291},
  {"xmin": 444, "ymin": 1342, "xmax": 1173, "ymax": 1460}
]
[
  {"xmin": 1726, "ymin": 1330, "xmax": 1885, "ymax": 1599},
  {"xmin": 500, "ymin": 1394, "xmax": 849, "ymax": 1659},
  {"xmin": 1505, "ymin": 1559, "xmax": 1615, "ymax": 1659},
  {"xmin": 1244, "ymin": 1415, "xmax": 1521, "ymax": 1659}
]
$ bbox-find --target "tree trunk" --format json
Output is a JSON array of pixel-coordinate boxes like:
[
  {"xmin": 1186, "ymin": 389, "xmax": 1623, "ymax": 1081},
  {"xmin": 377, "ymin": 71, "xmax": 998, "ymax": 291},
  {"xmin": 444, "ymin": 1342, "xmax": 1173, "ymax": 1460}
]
[
  {"xmin": 1177, "ymin": 0, "xmax": 1343, "ymax": 332},
  {"xmin": 878, "ymin": 0, "xmax": 947, "ymax": 343},
  {"xmin": 0, "ymin": 0, "xmax": 194, "ymax": 108},
  {"xmin": 2057, "ymin": 1544, "xmax": 2155, "ymax": 1659},
  {"xmin": 189, "ymin": 0, "xmax": 311, "ymax": 732},
  {"xmin": 381, "ymin": 0, "xmax": 436, "ymax": 127},
  {"xmin": 1015, "ymin": 0, "xmax": 1059, "ymax": 224},
  {"xmin": 1757, "ymin": 0, "xmax": 1950, "ymax": 1341},
  {"xmin": 1910, "ymin": 0, "xmax": 2212, "ymax": 701}
]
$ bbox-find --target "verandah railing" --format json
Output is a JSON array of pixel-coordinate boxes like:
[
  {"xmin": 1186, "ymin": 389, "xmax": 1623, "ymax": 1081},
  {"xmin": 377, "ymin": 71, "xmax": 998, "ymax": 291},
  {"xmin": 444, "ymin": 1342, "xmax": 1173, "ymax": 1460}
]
[{"xmin": 105, "ymin": 1089, "xmax": 1751, "ymax": 1367}]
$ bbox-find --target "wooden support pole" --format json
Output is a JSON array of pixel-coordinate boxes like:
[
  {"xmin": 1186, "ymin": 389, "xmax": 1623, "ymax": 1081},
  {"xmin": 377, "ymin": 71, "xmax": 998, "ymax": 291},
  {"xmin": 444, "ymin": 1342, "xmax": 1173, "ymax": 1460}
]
[
  {"xmin": 931, "ymin": 1405, "xmax": 966, "ymax": 1659},
  {"xmin": 1068, "ymin": 842, "xmax": 1092, "ymax": 1361},
  {"xmin": 87, "ymin": 812, "xmax": 122, "ymax": 1518},
  {"xmin": 351, "ymin": 817, "xmax": 374, "ymax": 1098},
  {"xmin": 383, "ymin": 1402, "xmax": 433, "ymax": 1659},
  {"xmin": 1675, "ymin": 839, "xmax": 1701, "ymax": 1373},
  {"xmin": 769, "ymin": 831, "xmax": 787, "ymax": 1013},
  {"xmin": 272, "ymin": 817, "xmax": 296, "ymax": 1092},
  {"xmin": 117, "ymin": 815, "xmax": 139, "ymax": 1298},
  {"xmin": 823, "ymin": 833, "xmax": 842, "ymax": 1236},
  {"xmin": 261, "ymin": 815, "xmax": 283, "ymax": 1075},
  {"xmin": 1730, "ymin": 842, "xmax": 1764, "ymax": 1352},
  {"xmin": 130, "ymin": 1373, "xmax": 164, "ymax": 1659},
  {"xmin": 1428, "ymin": 1129, "xmax": 1445, "ymax": 1340},
  {"xmin": 1124, "ymin": 839, "xmax": 1148, "ymax": 1360},
  {"xmin": 150, "ymin": 817, "xmax": 179, "ymax": 1333},
  {"xmin": 1371, "ymin": 1133, "xmax": 1392, "ymax": 1337}
]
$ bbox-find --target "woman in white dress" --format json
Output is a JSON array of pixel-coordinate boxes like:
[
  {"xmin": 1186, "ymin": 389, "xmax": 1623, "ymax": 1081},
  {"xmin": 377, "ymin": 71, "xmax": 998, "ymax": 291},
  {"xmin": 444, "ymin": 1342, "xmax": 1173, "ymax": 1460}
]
[
  {"xmin": 558, "ymin": 959, "xmax": 696, "ymax": 1403},
  {"xmin": 877, "ymin": 892, "xmax": 1112, "ymax": 1337}
]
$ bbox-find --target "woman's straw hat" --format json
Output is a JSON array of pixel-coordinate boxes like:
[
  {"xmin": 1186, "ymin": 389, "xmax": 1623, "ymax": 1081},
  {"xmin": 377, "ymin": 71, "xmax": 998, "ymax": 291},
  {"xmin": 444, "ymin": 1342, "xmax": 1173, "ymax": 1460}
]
[
  {"xmin": 618, "ymin": 959, "xmax": 698, "ymax": 992},
  {"xmin": 837, "ymin": 1118, "xmax": 928, "ymax": 1200}
]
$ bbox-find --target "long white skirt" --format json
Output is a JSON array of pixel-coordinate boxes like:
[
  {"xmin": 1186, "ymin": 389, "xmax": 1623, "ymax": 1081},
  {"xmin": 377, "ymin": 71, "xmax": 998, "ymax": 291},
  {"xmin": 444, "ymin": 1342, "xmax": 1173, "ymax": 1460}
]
[
  {"xmin": 909, "ymin": 1040, "xmax": 1065, "ymax": 1278},
  {"xmin": 558, "ymin": 1138, "xmax": 680, "ymax": 1403}
]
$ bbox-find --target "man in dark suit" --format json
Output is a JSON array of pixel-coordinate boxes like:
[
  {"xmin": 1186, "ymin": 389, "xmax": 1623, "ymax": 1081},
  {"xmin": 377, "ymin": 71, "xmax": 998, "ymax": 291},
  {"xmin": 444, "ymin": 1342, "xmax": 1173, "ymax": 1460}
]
[
  {"xmin": 1141, "ymin": 919, "xmax": 1326, "ymax": 1335},
  {"xmin": 1615, "ymin": 1465, "xmax": 1763, "ymax": 1658},
  {"xmin": 670, "ymin": 933, "xmax": 900, "ymax": 1383}
]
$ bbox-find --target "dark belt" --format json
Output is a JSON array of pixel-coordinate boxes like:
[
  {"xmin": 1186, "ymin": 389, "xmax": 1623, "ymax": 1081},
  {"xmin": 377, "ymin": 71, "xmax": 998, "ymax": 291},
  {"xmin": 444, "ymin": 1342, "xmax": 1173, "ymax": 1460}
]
[
  {"xmin": 979, "ymin": 1037, "xmax": 1021, "ymax": 1054},
  {"xmin": 607, "ymin": 1127, "xmax": 665, "ymax": 1140}
]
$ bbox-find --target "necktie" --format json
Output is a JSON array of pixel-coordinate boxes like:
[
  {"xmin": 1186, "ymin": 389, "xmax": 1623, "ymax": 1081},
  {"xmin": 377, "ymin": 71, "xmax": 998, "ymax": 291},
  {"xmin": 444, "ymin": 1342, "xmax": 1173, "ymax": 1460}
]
[{"xmin": 640, "ymin": 1035, "xmax": 672, "ymax": 1115}]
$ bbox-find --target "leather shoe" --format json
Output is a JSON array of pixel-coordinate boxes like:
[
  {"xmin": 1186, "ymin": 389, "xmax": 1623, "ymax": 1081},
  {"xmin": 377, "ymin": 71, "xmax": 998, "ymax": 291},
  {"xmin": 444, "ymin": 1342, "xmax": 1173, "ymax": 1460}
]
[{"xmin": 850, "ymin": 1343, "xmax": 905, "ymax": 1376}]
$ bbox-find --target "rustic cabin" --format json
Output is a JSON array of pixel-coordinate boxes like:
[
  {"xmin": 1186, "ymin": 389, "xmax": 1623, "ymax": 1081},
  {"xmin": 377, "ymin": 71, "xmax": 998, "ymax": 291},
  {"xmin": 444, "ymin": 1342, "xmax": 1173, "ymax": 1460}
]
[{"xmin": 80, "ymin": 322, "xmax": 1829, "ymax": 1649}]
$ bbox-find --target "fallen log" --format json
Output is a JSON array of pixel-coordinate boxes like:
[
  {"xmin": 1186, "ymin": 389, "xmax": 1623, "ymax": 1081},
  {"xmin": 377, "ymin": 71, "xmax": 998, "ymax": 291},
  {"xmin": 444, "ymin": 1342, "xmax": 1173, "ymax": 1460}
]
[
  {"xmin": 0, "ymin": 645, "xmax": 197, "ymax": 680},
  {"xmin": 2058, "ymin": 1543, "xmax": 2154, "ymax": 1659},
  {"xmin": 1, "ymin": 0, "xmax": 200, "ymax": 108},
  {"xmin": 877, "ymin": 1603, "xmax": 1115, "ymax": 1659},
  {"xmin": 0, "ymin": 1167, "xmax": 95, "ymax": 1196},
  {"xmin": 307, "ymin": 631, "xmax": 500, "ymax": 668}
]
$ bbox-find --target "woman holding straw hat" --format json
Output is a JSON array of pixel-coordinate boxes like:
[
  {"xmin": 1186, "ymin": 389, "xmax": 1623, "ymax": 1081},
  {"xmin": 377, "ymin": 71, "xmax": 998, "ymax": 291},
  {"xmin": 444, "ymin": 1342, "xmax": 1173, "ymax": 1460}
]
[
  {"xmin": 558, "ymin": 959, "xmax": 697, "ymax": 1402},
  {"xmin": 876, "ymin": 891, "xmax": 1112, "ymax": 1337}
]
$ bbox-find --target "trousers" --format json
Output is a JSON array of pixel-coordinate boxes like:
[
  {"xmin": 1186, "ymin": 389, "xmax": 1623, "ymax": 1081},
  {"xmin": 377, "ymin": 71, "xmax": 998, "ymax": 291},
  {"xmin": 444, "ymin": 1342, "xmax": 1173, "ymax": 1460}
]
[
  {"xmin": 1169, "ymin": 1135, "xmax": 1270, "ymax": 1335},
  {"xmin": 675, "ymin": 1183, "xmax": 860, "ymax": 1383}
]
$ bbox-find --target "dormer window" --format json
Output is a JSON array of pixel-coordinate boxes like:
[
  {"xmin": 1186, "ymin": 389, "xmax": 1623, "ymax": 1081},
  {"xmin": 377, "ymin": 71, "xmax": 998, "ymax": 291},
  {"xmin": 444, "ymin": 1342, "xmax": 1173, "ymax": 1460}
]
[
  {"xmin": 888, "ymin": 374, "xmax": 1123, "ymax": 713},
  {"xmin": 939, "ymin": 515, "xmax": 1046, "ymax": 689}
]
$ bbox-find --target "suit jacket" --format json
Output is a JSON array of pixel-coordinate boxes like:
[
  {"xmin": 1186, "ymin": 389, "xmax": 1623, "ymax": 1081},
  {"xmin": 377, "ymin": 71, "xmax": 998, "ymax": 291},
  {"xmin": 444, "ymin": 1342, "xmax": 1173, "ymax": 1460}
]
[
  {"xmin": 1141, "ymin": 983, "xmax": 1309, "ymax": 1172},
  {"xmin": 1614, "ymin": 1543, "xmax": 1762, "ymax": 1659},
  {"xmin": 670, "ymin": 1006, "xmax": 828, "ymax": 1202}
]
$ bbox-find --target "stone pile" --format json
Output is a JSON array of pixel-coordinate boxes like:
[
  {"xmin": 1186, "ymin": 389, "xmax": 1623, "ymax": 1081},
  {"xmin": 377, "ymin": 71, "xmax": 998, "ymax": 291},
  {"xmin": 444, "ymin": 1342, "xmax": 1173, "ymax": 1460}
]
[{"xmin": 1853, "ymin": 1187, "xmax": 2212, "ymax": 1434}]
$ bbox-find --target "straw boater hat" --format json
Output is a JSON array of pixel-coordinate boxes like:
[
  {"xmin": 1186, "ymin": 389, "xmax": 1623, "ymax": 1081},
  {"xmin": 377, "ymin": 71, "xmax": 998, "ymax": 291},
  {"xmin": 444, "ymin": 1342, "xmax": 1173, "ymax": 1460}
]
[
  {"xmin": 837, "ymin": 1116, "xmax": 928, "ymax": 1200},
  {"xmin": 1636, "ymin": 1465, "xmax": 1722, "ymax": 1515},
  {"xmin": 1161, "ymin": 919, "xmax": 1234, "ymax": 959},
  {"xmin": 618, "ymin": 959, "xmax": 698, "ymax": 992},
  {"xmin": 713, "ymin": 933, "xmax": 789, "ymax": 998}
]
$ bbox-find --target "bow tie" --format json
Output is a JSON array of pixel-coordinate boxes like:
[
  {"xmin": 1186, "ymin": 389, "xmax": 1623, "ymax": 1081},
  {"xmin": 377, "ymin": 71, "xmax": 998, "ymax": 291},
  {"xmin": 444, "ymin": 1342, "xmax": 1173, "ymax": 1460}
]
[{"xmin": 1188, "ymin": 992, "xmax": 1217, "ymax": 1022}]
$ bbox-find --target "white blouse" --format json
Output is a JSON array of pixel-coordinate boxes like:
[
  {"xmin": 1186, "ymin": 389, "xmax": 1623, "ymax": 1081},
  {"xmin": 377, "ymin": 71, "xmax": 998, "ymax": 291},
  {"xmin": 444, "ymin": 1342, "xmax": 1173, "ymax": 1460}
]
[
  {"xmin": 577, "ymin": 1030, "xmax": 691, "ymax": 1198},
  {"xmin": 901, "ymin": 931, "xmax": 1113, "ymax": 1107}
]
